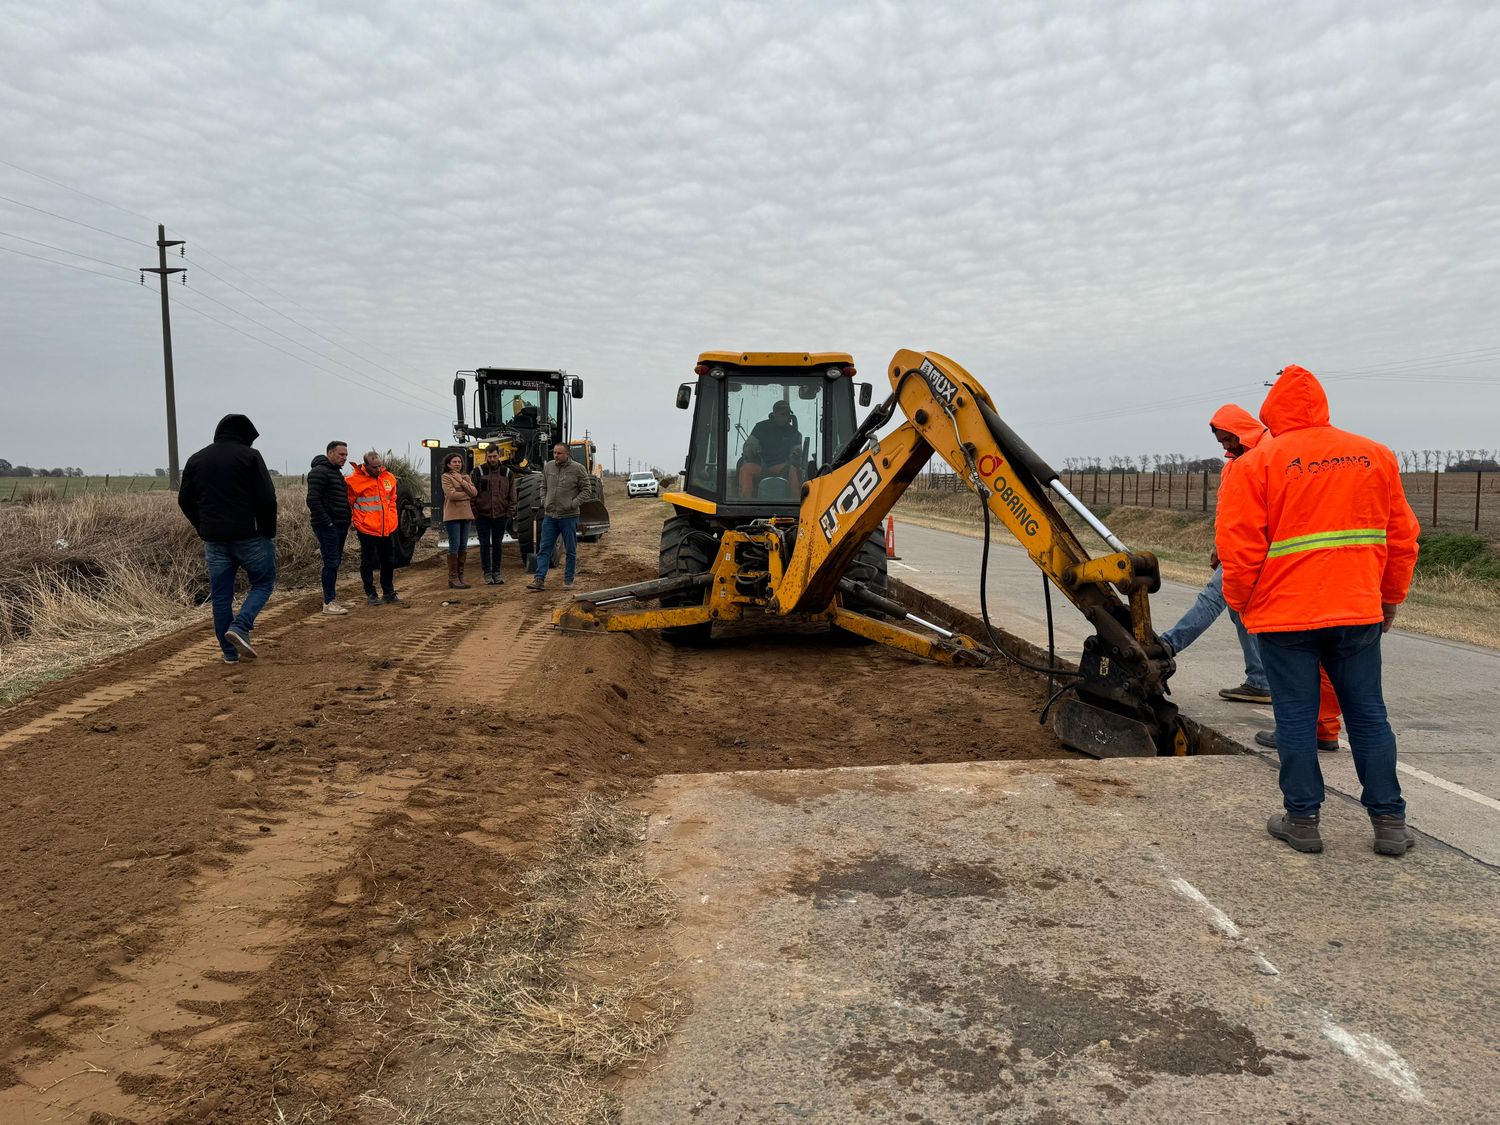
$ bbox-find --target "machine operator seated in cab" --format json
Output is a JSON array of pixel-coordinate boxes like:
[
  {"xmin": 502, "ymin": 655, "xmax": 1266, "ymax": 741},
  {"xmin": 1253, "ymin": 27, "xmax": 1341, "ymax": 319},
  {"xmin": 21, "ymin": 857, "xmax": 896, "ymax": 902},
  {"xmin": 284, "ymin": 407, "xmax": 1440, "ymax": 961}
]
[{"xmin": 738, "ymin": 399, "xmax": 803, "ymax": 499}]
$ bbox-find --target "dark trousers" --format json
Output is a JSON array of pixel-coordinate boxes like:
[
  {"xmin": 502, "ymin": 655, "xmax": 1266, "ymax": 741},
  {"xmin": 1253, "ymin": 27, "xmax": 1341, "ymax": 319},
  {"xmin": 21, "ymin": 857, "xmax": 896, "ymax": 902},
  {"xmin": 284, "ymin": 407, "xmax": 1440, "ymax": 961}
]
[
  {"xmin": 357, "ymin": 531, "xmax": 396, "ymax": 597},
  {"xmin": 1258, "ymin": 623, "xmax": 1404, "ymax": 819},
  {"xmin": 313, "ymin": 523, "xmax": 349, "ymax": 603},
  {"xmin": 476, "ymin": 516, "xmax": 509, "ymax": 574}
]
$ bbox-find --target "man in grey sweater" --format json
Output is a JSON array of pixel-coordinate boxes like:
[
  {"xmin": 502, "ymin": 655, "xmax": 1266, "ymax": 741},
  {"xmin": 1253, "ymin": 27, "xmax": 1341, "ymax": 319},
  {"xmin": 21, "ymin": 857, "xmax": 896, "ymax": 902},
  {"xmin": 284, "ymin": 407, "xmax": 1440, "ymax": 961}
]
[{"xmin": 528, "ymin": 443, "xmax": 593, "ymax": 590}]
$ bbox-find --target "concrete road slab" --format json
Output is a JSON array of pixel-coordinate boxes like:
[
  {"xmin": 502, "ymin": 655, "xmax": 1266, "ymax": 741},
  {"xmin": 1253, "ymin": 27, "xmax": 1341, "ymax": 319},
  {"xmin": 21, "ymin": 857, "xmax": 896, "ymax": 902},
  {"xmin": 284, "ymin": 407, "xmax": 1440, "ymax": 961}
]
[
  {"xmin": 891, "ymin": 519, "xmax": 1500, "ymax": 866},
  {"xmin": 624, "ymin": 757, "xmax": 1500, "ymax": 1125}
]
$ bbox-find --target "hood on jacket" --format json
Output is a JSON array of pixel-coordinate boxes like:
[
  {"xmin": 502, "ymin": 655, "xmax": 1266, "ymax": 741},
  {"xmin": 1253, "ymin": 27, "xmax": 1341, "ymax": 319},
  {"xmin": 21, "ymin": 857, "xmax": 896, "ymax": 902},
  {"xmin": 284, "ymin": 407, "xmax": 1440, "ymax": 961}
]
[
  {"xmin": 310, "ymin": 454, "xmax": 334, "ymax": 471},
  {"xmin": 1208, "ymin": 404, "xmax": 1267, "ymax": 459},
  {"xmin": 214, "ymin": 414, "xmax": 260, "ymax": 445},
  {"xmin": 1259, "ymin": 365, "xmax": 1330, "ymax": 437}
]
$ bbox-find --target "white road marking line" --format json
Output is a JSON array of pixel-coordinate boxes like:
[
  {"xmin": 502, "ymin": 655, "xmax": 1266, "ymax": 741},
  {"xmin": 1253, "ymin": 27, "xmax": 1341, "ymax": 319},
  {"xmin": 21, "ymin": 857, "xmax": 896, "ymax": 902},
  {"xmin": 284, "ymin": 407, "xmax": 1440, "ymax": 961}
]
[
  {"xmin": 1320, "ymin": 1020, "xmax": 1425, "ymax": 1103},
  {"xmin": 1160, "ymin": 864, "xmax": 1426, "ymax": 1103},
  {"xmin": 1167, "ymin": 877, "xmax": 1280, "ymax": 977},
  {"xmin": 1396, "ymin": 763, "xmax": 1500, "ymax": 814},
  {"xmin": 889, "ymin": 561, "xmax": 921, "ymax": 572}
]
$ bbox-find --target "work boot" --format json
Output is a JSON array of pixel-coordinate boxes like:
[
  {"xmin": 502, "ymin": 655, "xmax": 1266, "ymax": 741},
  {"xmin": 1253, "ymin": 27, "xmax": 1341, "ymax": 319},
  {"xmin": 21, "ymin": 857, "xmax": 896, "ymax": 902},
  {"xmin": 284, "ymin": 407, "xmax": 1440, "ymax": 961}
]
[
  {"xmin": 366, "ymin": 593, "xmax": 381, "ymax": 607},
  {"xmin": 1371, "ymin": 815, "xmax": 1415, "ymax": 856},
  {"xmin": 1220, "ymin": 683, "xmax": 1273, "ymax": 704},
  {"xmin": 1255, "ymin": 729, "xmax": 1339, "ymax": 753},
  {"xmin": 383, "ymin": 592, "xmax": 403, "ymax": 605},
  {"xmin": 527, "ymin": 577, "xmax": 546, "ymax": 592},
  {"xmin": 1267, "ymin": 813, "xmax": 1323, "ymax": 853}
]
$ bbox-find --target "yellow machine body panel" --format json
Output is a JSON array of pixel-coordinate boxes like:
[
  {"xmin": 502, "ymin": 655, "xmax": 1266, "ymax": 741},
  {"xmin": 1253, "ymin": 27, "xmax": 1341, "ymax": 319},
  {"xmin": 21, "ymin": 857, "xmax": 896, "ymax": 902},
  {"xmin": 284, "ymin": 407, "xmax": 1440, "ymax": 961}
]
[{"xmin": 696, "ymin": 350, "xmax": 853, "ymax": 368}]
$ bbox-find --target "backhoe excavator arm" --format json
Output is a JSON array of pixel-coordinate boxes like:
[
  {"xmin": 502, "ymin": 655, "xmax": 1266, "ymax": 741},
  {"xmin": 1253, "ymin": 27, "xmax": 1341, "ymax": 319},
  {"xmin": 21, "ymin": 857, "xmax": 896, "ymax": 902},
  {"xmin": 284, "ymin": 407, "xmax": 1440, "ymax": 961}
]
[{"xmin": 780, "ymin": 349, "xmax": 1182, "ymax": 756}]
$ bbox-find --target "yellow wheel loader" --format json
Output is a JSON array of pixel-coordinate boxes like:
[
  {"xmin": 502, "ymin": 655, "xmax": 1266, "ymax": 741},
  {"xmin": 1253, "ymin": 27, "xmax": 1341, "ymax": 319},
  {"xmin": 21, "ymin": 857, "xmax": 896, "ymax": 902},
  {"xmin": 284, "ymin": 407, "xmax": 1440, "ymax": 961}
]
[{"xmin": 554, "ymin": 350, "xmax": 1184, "ymax": 758}]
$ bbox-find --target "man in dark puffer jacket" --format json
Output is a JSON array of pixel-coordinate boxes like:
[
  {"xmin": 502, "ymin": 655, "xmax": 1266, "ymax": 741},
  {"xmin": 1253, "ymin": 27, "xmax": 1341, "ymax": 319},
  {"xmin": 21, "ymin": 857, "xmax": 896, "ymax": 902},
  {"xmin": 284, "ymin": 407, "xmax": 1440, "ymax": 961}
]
[
  {"xmin": 306, "ymin": 441, "xmax": 352, "ymax": 613},
  {"xmin": 178, "ymin": 413, "xmax": 277, "ymax": 663}
]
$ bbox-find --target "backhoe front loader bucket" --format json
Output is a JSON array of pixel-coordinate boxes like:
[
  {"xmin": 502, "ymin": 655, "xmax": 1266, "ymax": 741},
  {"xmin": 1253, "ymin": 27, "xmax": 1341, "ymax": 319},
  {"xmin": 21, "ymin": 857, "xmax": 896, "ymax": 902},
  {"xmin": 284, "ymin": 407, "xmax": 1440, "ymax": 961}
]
[{"xmin": 577, "ymin": 496, "xmax": 611, "ymax": 541}]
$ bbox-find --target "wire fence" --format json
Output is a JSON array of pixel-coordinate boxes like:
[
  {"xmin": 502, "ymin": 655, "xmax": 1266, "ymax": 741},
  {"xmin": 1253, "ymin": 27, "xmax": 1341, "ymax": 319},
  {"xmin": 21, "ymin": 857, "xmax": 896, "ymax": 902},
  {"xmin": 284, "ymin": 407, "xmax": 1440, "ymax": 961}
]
[{"xmin": 911, "ymin": 468, "xmax": 1500, "ymax": 535}]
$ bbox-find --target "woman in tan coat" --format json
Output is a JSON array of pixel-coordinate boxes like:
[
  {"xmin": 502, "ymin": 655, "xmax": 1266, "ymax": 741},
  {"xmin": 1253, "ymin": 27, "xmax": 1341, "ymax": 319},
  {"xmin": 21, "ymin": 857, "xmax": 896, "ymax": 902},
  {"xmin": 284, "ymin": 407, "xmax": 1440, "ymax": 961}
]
[{"xmin": 441, "ymin": 453, "xmax": 478, "ymax": 588}]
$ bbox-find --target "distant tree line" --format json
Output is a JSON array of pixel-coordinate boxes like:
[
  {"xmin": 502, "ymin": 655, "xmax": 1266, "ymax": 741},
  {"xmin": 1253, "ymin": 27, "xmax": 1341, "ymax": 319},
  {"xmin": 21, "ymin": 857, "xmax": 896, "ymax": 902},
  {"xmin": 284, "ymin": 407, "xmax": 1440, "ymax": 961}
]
[
  {"xmin": 1061, "ymin": 450, "xmax": 1498, "ymax": 473},
  {"xmin": 0, "ymin": 459, "xmax": 84, "ymax": 477}
]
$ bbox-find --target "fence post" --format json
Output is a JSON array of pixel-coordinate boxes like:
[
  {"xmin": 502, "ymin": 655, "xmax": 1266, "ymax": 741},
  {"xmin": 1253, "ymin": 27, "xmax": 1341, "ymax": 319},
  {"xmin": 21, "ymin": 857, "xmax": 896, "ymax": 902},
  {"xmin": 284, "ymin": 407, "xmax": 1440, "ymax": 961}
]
[
  {"xmin": 1151, "ymin": 471, "xmax": 1156, "ymax": 508},
  {"xmin": 1167, "ymin": 471, "xmax": 1173, "ymax": 508},
  {"xmin": 1477, "ymin": 471, "xmax": 1484, "ymax": 533},
  {"xmin": 1431, "ymin": 470, "xmax": 1439, "ymax": 528},
  {"xmin": 1092, "ymin": 472, "xmax": 1098, "ymax": 505},
  {"xmin": 1135, "ymin": 472, "xmax": 1140, "ymax": 506},
  {"xmin": 1202, "ymin": 470, "xmax": 1208, "ymax": 511}
]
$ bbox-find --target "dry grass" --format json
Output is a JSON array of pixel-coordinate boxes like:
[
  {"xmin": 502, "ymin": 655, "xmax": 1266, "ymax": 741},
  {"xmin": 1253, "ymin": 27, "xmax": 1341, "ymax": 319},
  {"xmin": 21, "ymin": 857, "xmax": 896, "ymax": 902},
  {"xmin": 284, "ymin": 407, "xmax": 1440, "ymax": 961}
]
[
  {"xmin": 360, "ymin": 797, "xmax": 683, "ymax": 1124},
  {"xmin": 0, "ymin": 487, "xmax": 327, "ymax": 705},
  {"xmin": 896, "ymin": 488, "xmax": 1500, "ymax": 648}
]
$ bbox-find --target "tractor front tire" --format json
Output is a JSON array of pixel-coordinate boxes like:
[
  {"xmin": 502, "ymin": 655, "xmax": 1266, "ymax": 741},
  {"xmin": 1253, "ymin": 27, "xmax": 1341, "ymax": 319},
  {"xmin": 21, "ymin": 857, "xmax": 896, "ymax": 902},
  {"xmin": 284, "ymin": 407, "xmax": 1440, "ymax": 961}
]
[{"xmin": 659, "ymin": 514, "xmax": 715, "ymax": 645}]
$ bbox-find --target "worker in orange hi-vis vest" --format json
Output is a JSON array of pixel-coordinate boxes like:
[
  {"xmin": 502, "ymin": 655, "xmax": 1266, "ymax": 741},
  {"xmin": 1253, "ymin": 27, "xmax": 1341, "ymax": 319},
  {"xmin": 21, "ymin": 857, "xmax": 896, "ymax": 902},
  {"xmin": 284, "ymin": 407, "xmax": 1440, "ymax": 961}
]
[{"xmin": 1218, "ymin": 365, "xmax": 1420, "ymax": 858}]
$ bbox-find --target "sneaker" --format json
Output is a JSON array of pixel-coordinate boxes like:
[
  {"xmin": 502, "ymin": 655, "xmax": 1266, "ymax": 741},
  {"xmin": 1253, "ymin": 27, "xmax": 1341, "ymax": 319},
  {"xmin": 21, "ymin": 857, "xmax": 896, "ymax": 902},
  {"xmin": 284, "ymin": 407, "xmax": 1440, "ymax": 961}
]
[
  {"xmin": 527, "ymin": 580, "xmax": 546, "ymax": 592},
  {"xmin": 225, "ymin": 627, "xmax": 258, "ymax": 660},
  {"xmin": 1371, "ymin": 815, "xmax": 1415, "ymax": 856},
  {"xmin": 383, "ymin": 593, "xmax": 403, "ymax": 605},
  {"xmin": 492, "ymin": 574, "xmax": 505, "ymax": 586},
  {"xmin": 1255, "ymin": 729, "xmax": 1340, "ymax": 753},
  {"xmin": 1220, "ymin": 683, "xmax": 1273, "ymax": 704},
  {"xmin": 1267, "ymin": 813, "xmax": 1323, "ymax": 853},
  {"xmin": 564, "ymin": 578, "xmax": 574, "ymax": 588},
  {"xmin": 322, "ymin": 601, "xmax": 349, "ymax": 615},
  {"xmin": 222, "ymin": 652, "xmax": 239, "ymax": 664},
  {"xmin": 366, "ymin": 594, "xmax": 381, "ymax": 607}
]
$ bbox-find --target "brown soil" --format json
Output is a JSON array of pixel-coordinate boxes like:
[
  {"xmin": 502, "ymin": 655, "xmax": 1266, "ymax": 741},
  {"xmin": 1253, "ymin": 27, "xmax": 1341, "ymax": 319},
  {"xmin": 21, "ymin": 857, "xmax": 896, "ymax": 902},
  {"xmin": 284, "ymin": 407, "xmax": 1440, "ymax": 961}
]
[{"xmin": 0, "ymin": 482, "xmax": 1071, "ymax": 1122}]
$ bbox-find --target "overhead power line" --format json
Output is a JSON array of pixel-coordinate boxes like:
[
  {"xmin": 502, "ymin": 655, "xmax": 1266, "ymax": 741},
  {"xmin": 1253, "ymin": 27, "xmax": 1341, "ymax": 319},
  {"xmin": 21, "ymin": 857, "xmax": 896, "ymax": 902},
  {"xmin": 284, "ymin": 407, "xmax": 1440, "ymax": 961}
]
[
  {"xmin": 0, "ymin": 156, "xmax": 159, "ymax": 224},
  {"xmin": 0, "ymin": 228, "xmax": 138, "ymax": 273},
  {"xmin": 0, "ymin": 191, "xmax": 147, "ymax": 246},
  {"xmin": 0, "ymin": 241, "xmax": 143, "ymax": 287}
]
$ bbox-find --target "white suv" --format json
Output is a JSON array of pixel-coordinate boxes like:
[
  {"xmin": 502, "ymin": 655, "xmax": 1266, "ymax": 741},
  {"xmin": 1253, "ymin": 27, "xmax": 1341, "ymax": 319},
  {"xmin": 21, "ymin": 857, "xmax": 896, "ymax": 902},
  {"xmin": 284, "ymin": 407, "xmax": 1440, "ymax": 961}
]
[{"xmin": 627, "ymin": 471, "xmax": 659, "ymax": 498}]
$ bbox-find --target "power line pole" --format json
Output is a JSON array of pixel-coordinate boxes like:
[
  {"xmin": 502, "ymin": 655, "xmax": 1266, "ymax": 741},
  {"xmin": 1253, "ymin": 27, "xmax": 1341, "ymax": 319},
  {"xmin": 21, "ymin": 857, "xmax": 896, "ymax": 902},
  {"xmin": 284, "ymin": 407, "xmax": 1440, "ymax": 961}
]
[{"xmin": 142, "ymin": 225, "xmax": 186, "ymax": 488}]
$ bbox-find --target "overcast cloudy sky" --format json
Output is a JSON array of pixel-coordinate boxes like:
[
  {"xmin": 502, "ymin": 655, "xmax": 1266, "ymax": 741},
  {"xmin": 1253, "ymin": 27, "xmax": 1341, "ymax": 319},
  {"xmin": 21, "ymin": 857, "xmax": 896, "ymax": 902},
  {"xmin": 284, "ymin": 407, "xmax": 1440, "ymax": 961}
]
[{"xmin": 1, "ymin": 0, "xmax": 1497, "ymax": 478}]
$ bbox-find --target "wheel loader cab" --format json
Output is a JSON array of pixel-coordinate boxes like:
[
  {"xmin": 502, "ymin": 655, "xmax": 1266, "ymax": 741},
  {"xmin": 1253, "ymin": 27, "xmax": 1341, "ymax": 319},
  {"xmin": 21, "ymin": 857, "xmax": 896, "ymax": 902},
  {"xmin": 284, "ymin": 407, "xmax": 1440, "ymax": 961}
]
[{"xmin": 676, "ymin": 352, "xmax": 859, "ymax": 518}]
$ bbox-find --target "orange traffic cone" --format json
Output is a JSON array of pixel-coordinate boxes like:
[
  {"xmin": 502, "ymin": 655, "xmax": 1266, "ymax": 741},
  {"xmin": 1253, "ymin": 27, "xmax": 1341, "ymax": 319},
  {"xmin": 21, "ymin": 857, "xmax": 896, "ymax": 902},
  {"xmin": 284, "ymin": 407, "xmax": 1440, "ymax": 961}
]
[{"xmin": 885, "ymin": 514, "xmax": 900, "ymax": 560}]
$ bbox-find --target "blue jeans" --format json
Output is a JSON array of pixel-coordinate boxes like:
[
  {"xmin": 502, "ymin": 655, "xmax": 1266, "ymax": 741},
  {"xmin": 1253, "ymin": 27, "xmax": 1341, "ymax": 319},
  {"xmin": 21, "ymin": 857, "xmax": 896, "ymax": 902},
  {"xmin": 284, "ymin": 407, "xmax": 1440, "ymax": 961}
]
[
  {"xmin": 204, "ymin": 537, "xmax": 276, "ymax": 659},
  {"xmin": 1258, "ymin": 623, "xmax": 1404, "ymax": 819},
  {"xmin": 312, "ymin": 523, "xmax": 348, "ymax": 603},
  {"xmin": 445, "ymin": 519, "xmax": 470, "ymax": 555},
  {"xmin": 1160, "ymin": 568, "xmax": 1268, "ymax": 691},
  {"xmin": 533, "ymin": 516, "xmax": 577, "ymax": 584},
  {"xmin": 475, "ymin": 516, "xmax": 508, "ymax": 574}
]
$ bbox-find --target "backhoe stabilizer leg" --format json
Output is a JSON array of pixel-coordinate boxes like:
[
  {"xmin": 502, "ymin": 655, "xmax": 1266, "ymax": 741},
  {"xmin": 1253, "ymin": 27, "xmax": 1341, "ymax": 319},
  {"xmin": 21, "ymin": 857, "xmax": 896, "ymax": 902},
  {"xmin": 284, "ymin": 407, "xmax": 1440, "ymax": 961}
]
[
  {"xmin": 553, "ymin": 601, "xmax": 716, "ymax": 633},
  {"xmin": 828, "ymin": 606, "xmax": 990, "ymax": 666}
]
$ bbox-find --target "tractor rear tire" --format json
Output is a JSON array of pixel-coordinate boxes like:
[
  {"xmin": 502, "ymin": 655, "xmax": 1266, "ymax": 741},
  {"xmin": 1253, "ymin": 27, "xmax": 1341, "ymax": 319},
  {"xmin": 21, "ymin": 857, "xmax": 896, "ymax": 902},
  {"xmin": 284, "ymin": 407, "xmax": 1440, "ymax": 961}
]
[
  {"xmin": 659, "ymin": 514, "xmax": 715, "ymax": 645},
  {"xmin": 514, "ymin": 472, "xmax": 542, "ymax": 572}
]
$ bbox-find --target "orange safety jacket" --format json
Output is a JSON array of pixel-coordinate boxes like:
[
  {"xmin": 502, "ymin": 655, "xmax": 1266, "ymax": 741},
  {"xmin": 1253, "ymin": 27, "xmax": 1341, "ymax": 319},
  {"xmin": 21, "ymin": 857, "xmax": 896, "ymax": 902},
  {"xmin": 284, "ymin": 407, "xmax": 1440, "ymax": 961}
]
[
  {"xmin": 1209, "ymin": 404, "xmax": 1267, "ymax": 486},
  {"xmin": 347, "ymin": 465, "xmax": 399, "ymax": 537},
  {"xmin": 1216, "ymin": 366, "xmax": 1419, "ymax": 633}
]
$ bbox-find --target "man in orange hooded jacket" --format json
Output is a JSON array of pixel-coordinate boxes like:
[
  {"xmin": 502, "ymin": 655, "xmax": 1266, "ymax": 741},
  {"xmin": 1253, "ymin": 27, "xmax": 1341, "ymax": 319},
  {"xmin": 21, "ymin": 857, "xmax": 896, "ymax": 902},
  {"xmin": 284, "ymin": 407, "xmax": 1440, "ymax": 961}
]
[
  {"xmin": 1159, "ymin": 405, "xmax": 1273, "ymax": 702},
  {"xmin": 1218, "ymin": 366, "xmax": 1420, "ymax": 857}
]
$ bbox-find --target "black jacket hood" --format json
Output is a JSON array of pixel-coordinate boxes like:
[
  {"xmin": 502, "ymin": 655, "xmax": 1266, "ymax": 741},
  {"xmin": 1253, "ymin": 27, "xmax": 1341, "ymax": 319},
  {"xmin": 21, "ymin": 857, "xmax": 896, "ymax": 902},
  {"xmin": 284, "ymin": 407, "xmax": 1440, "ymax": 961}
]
[
  {"xmin": 310, "ymin": 453, "xmax": 333, "ymax": 470},
  {"xmin": 214, "ymin": 414, "xmax": 260, "ymax": 445}
]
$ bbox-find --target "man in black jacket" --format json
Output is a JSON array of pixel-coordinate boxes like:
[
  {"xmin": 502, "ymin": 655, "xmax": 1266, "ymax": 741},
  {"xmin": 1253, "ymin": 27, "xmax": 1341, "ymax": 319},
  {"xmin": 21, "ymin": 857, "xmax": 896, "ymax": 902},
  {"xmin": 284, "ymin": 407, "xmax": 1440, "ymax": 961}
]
[
  {"xmin": 178, "ymin": 414, "xmax": 277, "ymax": 663},
  {"xmin": 306, "ymin": 441, "xmax": 352, "ymax": 613}
]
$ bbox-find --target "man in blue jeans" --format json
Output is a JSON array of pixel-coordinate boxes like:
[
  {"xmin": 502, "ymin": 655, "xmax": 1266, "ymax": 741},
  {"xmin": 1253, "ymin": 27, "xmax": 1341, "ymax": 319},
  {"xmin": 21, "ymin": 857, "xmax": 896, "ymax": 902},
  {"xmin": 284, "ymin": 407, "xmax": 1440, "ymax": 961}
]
[
  {"xmin": 178, "ymin": 414, "xmax": 278, "ymax": 663},
  {"xmin": 1157, "ymin": 404, "xmax": 1271, "ymax": 704},
  {"xmin": 305, "ymin": 440, "xmax": 352, "ymax": 613},
  {"xmin": 1219, "ymin": 366, "xmax": 1420, "ymax": 856},
  {"xmin": 528, "ymin": 443, "xmax": 592, "ymax": 591}
]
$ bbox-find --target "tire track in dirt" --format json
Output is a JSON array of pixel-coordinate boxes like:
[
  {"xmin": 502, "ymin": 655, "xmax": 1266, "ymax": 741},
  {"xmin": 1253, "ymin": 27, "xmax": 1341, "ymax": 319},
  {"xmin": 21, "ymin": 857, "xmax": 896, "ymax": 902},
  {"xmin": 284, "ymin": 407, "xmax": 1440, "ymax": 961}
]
[
  {"xmin": 0, "ymin": 771, "xmax": 423, "ymax": 1122},
  {"xmin": 0, "ymin": 599, "xmax": 310, "ymax": 754}
]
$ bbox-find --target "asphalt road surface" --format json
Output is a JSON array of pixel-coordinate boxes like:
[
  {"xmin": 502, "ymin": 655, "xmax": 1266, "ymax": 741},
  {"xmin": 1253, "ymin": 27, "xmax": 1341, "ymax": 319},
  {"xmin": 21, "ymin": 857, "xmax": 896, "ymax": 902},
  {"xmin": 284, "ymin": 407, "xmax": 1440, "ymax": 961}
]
[{"xmin": 891, "ymin": 518, "xmax": 1500, "ymax": 867}]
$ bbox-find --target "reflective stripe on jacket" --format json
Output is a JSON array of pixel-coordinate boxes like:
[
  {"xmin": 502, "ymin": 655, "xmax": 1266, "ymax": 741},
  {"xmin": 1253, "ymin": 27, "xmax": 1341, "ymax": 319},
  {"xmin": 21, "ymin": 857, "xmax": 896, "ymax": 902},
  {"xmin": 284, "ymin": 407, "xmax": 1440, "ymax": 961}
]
[
  {"xmin": 1216, "ymin": 365, "xmax": 1419, "ymax": 633},
  {"xmin": 347, "ymin": 466, "xmax": 399, "ymax": 537}
]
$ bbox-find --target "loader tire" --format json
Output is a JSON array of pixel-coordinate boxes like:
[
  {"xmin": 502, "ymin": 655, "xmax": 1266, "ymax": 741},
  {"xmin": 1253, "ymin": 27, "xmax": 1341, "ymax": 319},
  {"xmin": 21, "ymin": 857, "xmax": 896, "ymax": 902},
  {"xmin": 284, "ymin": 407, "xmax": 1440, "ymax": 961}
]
[
  {"xmin": 659, "ymin": 514, "xmax": 715, "ymax": 645},
  {"xmin": 514, "ymin": 472, "xmax": 542, "ymax": 573}
]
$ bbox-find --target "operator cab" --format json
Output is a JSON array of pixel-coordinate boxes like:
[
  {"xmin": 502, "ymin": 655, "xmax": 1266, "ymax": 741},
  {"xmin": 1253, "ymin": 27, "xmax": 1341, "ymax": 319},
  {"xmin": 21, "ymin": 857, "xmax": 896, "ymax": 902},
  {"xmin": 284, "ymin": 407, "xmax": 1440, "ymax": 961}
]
[{"xmin": 674, "ymin": 352, "xmax": 872, "ymax": 519}]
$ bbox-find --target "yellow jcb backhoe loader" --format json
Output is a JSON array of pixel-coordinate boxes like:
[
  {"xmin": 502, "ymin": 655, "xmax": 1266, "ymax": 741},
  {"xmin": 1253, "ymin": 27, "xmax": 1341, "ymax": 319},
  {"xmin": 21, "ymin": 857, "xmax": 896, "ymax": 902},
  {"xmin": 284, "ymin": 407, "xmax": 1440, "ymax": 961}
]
[{"xmin": 554, "ymin": 350, "xmax": 1183, "ymax": 758}]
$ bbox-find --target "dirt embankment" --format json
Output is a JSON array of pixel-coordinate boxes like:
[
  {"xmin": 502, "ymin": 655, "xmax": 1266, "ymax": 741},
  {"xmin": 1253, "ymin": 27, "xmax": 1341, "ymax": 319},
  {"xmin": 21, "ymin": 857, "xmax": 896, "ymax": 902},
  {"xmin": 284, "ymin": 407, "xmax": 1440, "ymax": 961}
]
[{"xmin": 0, "ymin": 484, "xmax": 1069, "ymax": 1122}]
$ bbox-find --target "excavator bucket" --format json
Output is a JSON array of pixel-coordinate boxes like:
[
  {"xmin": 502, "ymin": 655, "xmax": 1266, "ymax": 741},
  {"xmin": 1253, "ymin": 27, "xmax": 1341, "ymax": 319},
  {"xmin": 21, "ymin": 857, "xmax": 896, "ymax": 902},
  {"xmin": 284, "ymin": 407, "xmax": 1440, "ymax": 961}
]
[
  {"xmin": 577, "ymin": 495, "xmax": 611, "ymax": 542},
  {"xmin": 1052, "ymin": 698, "xmax": 1160, "ymax": 759}
]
